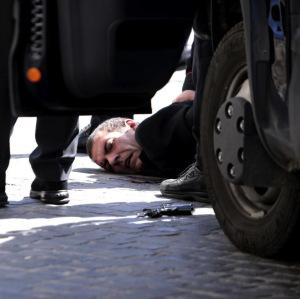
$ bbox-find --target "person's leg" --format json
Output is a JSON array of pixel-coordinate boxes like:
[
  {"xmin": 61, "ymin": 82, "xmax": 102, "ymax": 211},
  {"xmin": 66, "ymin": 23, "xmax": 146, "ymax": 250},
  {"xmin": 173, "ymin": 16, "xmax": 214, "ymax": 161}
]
[
  {"xmin": 0, "ymin": 95, "xmax": 17, "ymax": 207},
  {"xmin": 160, "ymin": 7, "xmax": 213, "ymax": 202},
  {"xmin": 29, "ymin": 116, "xmax": 79, "ymax": 204},
  {"xmin": 191, "ymin": 36, "xmax": 213, "ymax": 170},
  {"xmin": 0, "ymin": 0, "xmax": 17, "ymax": 207}
]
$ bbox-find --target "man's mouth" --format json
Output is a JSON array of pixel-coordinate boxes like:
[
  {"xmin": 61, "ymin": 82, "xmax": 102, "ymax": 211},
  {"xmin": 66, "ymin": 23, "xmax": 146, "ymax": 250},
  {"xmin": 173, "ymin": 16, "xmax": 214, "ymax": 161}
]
[{"xmin": 125, "ymin": 154, "xmax": 132, "ymax": 168}]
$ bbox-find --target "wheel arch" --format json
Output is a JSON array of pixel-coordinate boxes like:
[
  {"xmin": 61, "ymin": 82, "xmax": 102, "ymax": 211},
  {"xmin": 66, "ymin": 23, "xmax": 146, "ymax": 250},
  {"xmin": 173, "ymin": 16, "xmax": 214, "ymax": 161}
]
[{"xmin": 207, "ymin": 0, "xmax": 243, "ymax": 50}]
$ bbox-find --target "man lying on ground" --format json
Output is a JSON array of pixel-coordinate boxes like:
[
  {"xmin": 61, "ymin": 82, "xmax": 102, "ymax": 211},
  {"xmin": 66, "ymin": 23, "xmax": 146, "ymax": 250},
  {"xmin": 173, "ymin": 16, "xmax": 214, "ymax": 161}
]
[{"xmin": 86, "ymin": 90, "xmax": 197, "ymax": 179}]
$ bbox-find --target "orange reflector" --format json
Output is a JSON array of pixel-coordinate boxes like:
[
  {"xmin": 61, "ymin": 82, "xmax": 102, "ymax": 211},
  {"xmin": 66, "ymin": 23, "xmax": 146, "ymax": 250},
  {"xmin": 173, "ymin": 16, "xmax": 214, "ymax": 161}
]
[{"xmin": 26, "ymin": 67, "xmax": 42, "ymax": 83}]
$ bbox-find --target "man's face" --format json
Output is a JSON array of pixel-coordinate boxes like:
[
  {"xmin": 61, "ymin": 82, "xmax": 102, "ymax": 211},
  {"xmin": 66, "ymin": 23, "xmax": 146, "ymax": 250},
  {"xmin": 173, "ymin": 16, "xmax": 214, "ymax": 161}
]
[{"xmin": 91, "ymin": 120, "xmax": 143, "ymax": 174}]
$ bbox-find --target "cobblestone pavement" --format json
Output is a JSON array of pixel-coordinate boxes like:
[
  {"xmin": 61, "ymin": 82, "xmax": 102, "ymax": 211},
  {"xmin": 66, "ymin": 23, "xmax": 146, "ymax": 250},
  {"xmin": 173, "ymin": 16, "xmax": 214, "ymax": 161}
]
[
  {"xmin": 2, "ymin": 72, "xmax": 300, "ymax": 298},
  {"xmin": 2, "ymin": 153, "xmax": 300, "ymax": 299}
]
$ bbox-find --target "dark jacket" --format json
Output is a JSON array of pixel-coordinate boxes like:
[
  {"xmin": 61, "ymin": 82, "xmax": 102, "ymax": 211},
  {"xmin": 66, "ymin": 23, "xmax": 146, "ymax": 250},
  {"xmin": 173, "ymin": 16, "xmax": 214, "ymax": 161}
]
[{"xmin": 135, "ymin": 101, "xmax": 195, "ymax": 177}]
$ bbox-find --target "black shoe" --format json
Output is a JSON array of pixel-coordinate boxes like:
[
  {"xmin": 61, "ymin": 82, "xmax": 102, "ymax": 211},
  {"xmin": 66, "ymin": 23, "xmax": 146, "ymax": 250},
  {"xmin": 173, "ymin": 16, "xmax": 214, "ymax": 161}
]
[
  {"xmin": 160, "ymin": 163, "xmax": 209, "ymax": 203},
  {"xmin": 0, "ymin": 192, "xmax": 8, "ymax": 208},
  {"xmin": 30, "ymin": 179, "xmax": 69, "ymax": 205}
]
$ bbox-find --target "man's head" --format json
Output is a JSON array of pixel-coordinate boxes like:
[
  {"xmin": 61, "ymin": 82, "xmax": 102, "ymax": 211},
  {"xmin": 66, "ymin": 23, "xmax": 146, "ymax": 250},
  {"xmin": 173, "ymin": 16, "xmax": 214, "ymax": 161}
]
[{"xmin": 87, "ymin": 117, "xmax": 143, "ymax": 174}]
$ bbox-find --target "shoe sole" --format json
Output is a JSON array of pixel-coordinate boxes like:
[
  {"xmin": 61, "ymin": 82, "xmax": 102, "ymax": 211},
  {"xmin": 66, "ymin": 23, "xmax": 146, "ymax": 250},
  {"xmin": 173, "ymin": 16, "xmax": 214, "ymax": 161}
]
[
  {"xmin": 30, "ymin": 190, "xmax": 69, "ymax": 205},
  {"xmin": 161, "ymin": 191, "xmax": 210, "ymax": 203}
]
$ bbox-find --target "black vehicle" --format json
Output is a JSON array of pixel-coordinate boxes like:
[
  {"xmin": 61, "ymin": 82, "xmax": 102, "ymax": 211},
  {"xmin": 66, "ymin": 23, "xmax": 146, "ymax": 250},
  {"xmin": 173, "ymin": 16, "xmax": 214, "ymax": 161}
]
[
  {"xmin": 9, "ymin": 0, "xmax": 300, "ymax": 258},
  {"xmin": 200, "ymin": 0, "xmax": 300, "ymax": 258},
  {"xmin": 10, "ymin": 0, "xmax": 195, "ymax": 115}
]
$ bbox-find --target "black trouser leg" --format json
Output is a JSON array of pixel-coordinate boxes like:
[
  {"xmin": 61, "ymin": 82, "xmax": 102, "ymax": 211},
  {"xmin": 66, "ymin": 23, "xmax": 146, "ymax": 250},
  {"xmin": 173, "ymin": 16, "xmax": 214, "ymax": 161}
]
[
  {"xmin": 29, "ymin": 116, "xmax": 79, "ymax": 182},
  {"xmin": 192, "ymin": 37, "xmax": 213, "ymax": 170},
  {"xmin": 0, "ymin": 0, "xmax": 16, "ymax": 194},
  {"xmin": 1, "ymin": 0, "xmax": 79, "ymax": 192},
  {"xmin": 0, "ymin": 95, "xmax": 17, "ymax": 193}
]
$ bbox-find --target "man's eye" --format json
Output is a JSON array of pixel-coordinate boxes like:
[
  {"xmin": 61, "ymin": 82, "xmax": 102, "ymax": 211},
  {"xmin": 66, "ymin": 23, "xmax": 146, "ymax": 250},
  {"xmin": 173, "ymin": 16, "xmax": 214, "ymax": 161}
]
[{"xmin": 105, "ymin": 139, "xmax": 114, "ymax": 153}]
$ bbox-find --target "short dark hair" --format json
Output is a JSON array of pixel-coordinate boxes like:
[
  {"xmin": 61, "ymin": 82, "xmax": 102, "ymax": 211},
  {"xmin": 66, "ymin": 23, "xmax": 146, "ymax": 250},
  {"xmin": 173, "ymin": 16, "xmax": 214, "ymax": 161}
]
[{"xmin": 86, "ymin": 117, "xmax": 127, "ymax": 159}]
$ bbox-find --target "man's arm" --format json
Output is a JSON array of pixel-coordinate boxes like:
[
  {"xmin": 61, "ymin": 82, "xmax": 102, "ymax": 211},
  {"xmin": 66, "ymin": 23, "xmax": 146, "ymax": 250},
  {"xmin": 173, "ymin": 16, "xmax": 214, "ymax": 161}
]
[{"xmin": 173, "ymin": 40, "xmax": 195, "ymax": 103}]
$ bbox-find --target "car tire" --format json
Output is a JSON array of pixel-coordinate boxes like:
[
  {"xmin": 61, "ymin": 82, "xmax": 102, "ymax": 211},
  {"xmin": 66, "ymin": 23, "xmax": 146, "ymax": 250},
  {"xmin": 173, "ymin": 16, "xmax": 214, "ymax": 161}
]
[{"xmin": 200, "ymin": 22, "xmax": 300, "ymax": 258}]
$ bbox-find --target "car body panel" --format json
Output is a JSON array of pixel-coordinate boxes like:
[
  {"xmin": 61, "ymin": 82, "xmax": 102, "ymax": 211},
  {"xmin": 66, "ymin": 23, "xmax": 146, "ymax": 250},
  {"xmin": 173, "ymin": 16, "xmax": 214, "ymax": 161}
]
[{"xmin": 10, "ymin": 0, "xmax": 195, "ymax": 116}]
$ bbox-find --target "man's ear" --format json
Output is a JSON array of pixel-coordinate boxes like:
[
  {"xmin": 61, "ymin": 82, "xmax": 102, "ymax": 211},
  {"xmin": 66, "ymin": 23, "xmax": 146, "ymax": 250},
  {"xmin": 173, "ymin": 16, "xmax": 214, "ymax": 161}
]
[{"xmin": 125, "ymin": 119, "xmax": 139, "ymax": 130}]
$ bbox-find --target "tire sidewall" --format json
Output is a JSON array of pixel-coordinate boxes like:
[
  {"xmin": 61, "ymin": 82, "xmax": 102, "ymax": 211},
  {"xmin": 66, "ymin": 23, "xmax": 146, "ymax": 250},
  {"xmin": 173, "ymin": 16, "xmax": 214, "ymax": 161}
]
[{"xmin": 200, "ymin": 23, "xmax": 300, "ymax": 257}]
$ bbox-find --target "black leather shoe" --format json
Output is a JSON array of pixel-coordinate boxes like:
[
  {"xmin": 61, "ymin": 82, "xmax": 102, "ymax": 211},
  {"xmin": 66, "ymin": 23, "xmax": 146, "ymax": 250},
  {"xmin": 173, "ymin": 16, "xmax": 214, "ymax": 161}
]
[
  {"xmin": 160, "ymin": 163, "xmax": 209, "ymax": 203},
  {"xmin": 0, "ymin": 192, "xmax": 8, "ymax": 208},
  {"xmin": 30, "ymin": 179, "xmax": 69, "ymax": 205}
]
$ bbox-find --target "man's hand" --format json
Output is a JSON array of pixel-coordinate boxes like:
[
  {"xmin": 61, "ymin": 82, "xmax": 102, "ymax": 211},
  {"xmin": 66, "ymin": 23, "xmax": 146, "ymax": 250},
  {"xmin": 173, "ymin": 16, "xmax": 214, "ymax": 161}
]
[{"xmin": 172, "ymin": 90, "xmax": 195, "ymax": 103}]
